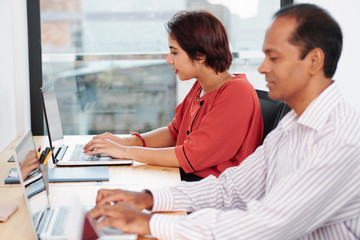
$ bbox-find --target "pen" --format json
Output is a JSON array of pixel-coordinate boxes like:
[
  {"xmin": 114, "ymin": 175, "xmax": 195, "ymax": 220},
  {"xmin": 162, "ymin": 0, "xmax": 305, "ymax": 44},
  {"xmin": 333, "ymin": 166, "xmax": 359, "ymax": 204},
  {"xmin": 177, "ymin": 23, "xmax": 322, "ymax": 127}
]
[
  {"xmin": 40, "ymin": 147, "xmax": 50, "ymax": 164},
  {"xmin": 43, "ymin": 150, "xmax": 52, "ymax": 164},
  {"xmin": 39, "ymin": 151, "xmax": 45, "ymax": 163},
  {"xmin": 37, "ymin": 146, "xmax": 41, "ymax": 158}
]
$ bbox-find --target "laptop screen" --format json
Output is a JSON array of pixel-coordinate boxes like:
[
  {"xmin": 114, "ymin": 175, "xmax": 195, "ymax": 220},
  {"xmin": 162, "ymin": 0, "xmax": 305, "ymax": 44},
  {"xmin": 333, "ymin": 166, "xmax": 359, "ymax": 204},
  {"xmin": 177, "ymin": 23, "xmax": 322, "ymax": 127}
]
[
  {"xmin": 40, "ymin": 81, "xmax": 64, "ymax": 143},
  {"xmin": 13, "ymin": 129, "xmax": 50, "ymax": 233}
]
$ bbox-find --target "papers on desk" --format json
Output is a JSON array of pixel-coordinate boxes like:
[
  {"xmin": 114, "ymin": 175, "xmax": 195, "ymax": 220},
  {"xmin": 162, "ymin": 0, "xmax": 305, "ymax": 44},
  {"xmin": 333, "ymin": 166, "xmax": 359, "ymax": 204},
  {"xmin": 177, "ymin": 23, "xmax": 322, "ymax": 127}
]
[{"xmin": 4, "ymin": 166, "xmax": 109, "ymax": 184}]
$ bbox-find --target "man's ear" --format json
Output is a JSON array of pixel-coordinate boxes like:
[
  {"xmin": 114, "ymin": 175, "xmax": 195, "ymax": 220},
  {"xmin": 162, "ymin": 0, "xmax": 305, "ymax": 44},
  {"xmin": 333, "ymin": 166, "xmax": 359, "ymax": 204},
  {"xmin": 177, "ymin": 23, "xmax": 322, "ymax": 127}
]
[{"xmin": 307, "ymin": 48, "xmax": 325, "ymax": 76}]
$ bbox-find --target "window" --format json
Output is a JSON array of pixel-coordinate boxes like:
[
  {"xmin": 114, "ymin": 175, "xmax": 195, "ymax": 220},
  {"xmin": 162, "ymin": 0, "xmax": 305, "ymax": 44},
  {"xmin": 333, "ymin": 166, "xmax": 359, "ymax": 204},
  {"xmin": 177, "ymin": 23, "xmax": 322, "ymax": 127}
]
[{"xmin": 30, "ymin": 0, "xmax": 289, "ymax": 135}]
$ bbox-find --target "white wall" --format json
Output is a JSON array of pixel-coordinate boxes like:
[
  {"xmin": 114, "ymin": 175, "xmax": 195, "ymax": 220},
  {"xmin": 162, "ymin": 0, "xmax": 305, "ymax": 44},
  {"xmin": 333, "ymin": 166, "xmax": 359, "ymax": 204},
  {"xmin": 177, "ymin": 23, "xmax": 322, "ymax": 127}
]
[
  {"xmin": 0, "ymin": 0, "xmax": 30, "ymax": 152},
  {"xmin": 295, "ymin": 0, "xmax": 360, "ymax": 111}
]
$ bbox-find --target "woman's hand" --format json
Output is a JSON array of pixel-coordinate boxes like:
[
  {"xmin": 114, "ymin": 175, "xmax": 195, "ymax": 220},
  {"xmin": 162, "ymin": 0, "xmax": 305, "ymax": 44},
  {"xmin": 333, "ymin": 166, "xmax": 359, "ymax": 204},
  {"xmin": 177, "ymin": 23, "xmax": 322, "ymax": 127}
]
[
  {"xmin": 89, "ymin": 203, "xmax": 151, "ymax": 235},
  {"xmin": 96, "ymin": 189, "xmax": 154, "ymax": 210},
  {"xmin": 83, "ymin": 138, "xmax": 129, "ymax": 159},
  {"xmin": 89, "ymin": 132, "xmax": 131, "ymax": 146},
  {"xmin": 83, "ymin": 128, "xmax": 180, "ymax": 167},
  {"xmin": 20, "ymin": 150, "xmax": 40, "ymax": 180}
]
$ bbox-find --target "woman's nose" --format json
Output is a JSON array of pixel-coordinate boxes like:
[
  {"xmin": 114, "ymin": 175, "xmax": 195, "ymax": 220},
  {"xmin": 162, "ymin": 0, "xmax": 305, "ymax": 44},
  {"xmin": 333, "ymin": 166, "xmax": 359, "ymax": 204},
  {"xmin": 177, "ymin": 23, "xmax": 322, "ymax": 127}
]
[{"xmin": 166, "ymin": 54, "xmax": 173, "ymax": 65}]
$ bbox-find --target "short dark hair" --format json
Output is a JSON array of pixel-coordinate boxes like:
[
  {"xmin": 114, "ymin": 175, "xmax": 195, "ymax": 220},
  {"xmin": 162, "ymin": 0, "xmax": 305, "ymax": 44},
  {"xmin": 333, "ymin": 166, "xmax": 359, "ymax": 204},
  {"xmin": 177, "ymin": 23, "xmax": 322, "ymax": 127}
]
[
  {"xmin": 166, "ymin": 10, "xmax": 232, "ymax": 74},
  {"xmin": 275, "ymin": 4, "xmax": 342, "ymax": 78}
]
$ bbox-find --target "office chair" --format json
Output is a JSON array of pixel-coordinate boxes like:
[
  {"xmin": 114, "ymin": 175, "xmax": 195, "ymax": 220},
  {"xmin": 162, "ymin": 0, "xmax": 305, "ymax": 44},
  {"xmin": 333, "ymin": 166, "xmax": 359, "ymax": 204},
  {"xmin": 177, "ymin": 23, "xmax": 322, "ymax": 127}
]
[{"xmin": 256, "ymin": 89, "xmax": 290, "ymax": 142}]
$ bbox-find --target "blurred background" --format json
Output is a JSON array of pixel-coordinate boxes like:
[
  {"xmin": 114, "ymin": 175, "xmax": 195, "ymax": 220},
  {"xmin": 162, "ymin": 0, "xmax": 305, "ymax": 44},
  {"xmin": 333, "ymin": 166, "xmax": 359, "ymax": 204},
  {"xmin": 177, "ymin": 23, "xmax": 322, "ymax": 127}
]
[{"xmin": 39, "ymin": 0, "xmax": 279, "ymax": 134}]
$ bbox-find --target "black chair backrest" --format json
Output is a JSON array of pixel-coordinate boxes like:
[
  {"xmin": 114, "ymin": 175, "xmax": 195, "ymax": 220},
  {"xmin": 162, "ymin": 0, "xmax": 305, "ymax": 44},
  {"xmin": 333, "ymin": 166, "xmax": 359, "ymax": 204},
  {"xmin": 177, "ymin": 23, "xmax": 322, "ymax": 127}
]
[{"xmin": 256, "ymin": 89, "xmax": 290, "ymax": 142}]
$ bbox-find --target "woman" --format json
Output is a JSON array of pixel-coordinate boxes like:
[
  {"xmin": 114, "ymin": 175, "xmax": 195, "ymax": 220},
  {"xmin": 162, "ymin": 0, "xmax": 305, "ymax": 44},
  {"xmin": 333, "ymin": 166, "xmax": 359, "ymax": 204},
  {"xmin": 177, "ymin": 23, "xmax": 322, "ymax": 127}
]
[{"xmin": 83, "ymin": 10, "xmax": 263, "ymax": 181}]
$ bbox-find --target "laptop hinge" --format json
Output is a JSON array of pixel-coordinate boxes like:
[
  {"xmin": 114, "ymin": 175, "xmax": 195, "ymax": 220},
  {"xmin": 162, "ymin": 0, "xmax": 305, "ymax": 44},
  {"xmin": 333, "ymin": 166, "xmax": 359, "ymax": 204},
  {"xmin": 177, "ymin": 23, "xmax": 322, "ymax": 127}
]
[{"xmin": 55, "ymin": 145, "xmax": 68, "ymax": 162}]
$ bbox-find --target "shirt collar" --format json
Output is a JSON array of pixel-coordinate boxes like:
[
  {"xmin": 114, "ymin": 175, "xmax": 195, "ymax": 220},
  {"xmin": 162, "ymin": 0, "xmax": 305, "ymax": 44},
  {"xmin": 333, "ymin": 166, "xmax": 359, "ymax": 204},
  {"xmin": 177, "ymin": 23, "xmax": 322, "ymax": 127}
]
[{"xmin": 279, "ymin": 82, "xmax": 342, "ymax": 132}]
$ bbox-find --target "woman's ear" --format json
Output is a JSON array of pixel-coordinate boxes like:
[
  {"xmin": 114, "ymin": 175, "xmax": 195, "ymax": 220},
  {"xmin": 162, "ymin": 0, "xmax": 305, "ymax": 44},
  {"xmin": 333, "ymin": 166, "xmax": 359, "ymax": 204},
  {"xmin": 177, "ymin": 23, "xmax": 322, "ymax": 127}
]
[
  {"xmin": 307, "ymin": 48, "xmax": 325, "ymax": 76},
  {"xmin": 196, "ymin": 52, "xmax": 206, "ymax": 64}
]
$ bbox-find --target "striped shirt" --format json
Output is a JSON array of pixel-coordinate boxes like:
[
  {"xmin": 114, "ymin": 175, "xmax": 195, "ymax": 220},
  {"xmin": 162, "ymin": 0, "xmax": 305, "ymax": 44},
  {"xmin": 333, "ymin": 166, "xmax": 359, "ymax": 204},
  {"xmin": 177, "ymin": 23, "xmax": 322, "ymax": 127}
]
[{"xmin": 148, "ymin": 82, "xmax": 360, "ymax": 240}]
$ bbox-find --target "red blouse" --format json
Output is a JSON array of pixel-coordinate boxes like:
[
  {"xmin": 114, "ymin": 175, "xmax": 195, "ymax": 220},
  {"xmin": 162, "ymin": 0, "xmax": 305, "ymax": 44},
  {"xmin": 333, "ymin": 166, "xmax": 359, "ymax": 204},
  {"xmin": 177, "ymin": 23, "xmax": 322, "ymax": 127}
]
[{"xmin": 168, "ymin": 74, "xmax": 263, "ymax": 178}]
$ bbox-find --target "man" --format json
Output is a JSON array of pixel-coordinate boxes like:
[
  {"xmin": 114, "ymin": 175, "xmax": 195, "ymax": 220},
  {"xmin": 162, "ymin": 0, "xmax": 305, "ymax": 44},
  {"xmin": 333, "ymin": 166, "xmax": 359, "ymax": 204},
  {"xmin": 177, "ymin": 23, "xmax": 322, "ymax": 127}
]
[{"xmin": 89, "ymin": 4, "xmax": 360, "ymax": 239}]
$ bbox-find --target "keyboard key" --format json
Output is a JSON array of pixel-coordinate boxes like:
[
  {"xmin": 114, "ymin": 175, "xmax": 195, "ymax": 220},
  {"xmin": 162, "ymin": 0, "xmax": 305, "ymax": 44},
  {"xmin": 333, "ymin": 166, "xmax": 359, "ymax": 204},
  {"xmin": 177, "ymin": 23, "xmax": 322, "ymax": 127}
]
[{"xmin": 70, "ymin": 144, "xmax": 100, "ymax": 162}]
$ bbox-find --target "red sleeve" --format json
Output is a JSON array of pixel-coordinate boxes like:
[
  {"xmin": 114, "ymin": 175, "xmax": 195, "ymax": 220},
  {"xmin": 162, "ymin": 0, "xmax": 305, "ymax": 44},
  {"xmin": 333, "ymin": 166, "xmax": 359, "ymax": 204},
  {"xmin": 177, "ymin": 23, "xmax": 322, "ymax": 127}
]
[{"xmin": 175, "ymin": 79, "xmax": 263, "ymax": 175}]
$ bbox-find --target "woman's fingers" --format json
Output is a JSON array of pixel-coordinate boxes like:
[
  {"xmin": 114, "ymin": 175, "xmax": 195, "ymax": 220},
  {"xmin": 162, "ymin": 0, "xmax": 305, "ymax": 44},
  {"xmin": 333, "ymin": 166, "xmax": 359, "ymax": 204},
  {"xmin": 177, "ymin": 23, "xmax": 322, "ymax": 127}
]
[{"xmin": 83, "ymin": 139, "xmax": 105, "ymax": 153}]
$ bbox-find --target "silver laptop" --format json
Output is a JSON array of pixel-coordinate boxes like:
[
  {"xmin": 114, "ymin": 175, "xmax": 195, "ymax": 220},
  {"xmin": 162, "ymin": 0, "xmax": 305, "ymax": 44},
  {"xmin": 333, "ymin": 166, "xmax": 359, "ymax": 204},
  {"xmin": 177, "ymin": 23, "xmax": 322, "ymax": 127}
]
[
  {"xmin": 40, "ymin": 81, "xmax": 132, "ymax": 166},
  {"xmin": 14, "ymin": 129, "xmax": 137, "ymax": 240},
  {"xmin": 13, "ymin": 129, "xmax": 71, "ymax": 240}
]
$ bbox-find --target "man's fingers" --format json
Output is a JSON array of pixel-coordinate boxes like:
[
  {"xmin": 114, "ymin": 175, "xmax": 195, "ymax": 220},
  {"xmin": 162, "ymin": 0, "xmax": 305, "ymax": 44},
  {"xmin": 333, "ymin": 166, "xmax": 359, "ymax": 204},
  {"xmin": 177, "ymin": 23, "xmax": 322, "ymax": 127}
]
[
  {"xmin": 89, "ymin": 204, "xmax": 151, "ymax": 235},
  {"xmin": 97, "ymin": 194, "xmax": 122, "ymax": 205},
  {"xmin": 89, "ymin": 205, "xmax": 117, "ymax": 219},
  {"xmin": 96, "ymin": 190, "xmax": 130, "ymax": 205},
  {"xmin": 97, "ymin": 217, "xmax": 122, "ymax": 230},
  {"xmin": 96, "ymin": 189, "xmax": 114, "ymax": 203}
]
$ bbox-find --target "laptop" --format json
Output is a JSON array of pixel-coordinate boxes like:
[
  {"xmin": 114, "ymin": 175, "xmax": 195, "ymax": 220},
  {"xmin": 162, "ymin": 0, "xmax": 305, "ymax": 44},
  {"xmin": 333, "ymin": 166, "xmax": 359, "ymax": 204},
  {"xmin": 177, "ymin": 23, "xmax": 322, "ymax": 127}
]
[
  {"xmin": 13, "ymin": 129, "xmax": 72, "ymax": 239},
  {"xmin": 40, "ymin": 81, "xmax": 133, "ymax": 166},
  {"xmin": 13, "ymin": 129, "xmax": 137, "ymax": 240}
]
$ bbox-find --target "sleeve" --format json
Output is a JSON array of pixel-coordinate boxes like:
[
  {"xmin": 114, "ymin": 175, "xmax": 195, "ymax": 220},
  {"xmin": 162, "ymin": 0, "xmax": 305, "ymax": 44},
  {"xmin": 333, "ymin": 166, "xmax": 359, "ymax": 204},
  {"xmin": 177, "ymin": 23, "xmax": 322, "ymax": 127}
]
[
  {"xmin": 177, "ymin": 81, "xmax": 261, "ymax": 173},
  {"xmin": 150, "ymin": 144, "xmax": 267, "ymax": 212},
  {"xmin": 149, "ymin": 138, "xmax": 360, "ymax": 239}
]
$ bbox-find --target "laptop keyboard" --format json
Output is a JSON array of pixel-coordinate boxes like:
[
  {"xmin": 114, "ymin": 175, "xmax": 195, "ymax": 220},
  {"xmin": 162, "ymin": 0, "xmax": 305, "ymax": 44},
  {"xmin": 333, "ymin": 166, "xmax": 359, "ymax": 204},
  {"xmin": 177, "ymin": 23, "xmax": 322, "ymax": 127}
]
[
  {"xmin": 70, "ymin": 144, "xmax": 101, "ymax": 161},
  {"xmin": 51, "ymin": 207, "xmax": 69, "ymax": 236}
]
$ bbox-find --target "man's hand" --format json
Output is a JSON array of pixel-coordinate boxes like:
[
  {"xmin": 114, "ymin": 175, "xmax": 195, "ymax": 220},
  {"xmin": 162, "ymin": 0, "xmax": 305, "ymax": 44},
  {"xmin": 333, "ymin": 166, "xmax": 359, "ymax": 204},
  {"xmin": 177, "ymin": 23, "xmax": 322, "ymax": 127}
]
[
  {"xmin": 89, "ymin": 203, "xmax": 151, "ymax": 235},
  {"xmin": 96, "ymin": 189, "xmax": 154, "ymax": 210}
]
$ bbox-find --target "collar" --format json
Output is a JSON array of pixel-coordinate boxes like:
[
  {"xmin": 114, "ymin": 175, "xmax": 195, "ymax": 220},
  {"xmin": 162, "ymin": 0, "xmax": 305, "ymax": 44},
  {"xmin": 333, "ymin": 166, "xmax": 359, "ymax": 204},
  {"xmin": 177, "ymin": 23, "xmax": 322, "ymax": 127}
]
[{"xmin": 279, "ymin": 82, "xmax": 342, "ymax": 132}]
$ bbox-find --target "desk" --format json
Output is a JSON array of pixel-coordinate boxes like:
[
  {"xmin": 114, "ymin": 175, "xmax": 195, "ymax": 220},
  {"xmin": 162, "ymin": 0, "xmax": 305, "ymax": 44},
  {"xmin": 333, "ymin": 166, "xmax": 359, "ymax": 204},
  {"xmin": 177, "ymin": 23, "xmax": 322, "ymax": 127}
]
[{"xmin": 0, "ymin": 135, "xmax": 181, "ymax": 239}]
